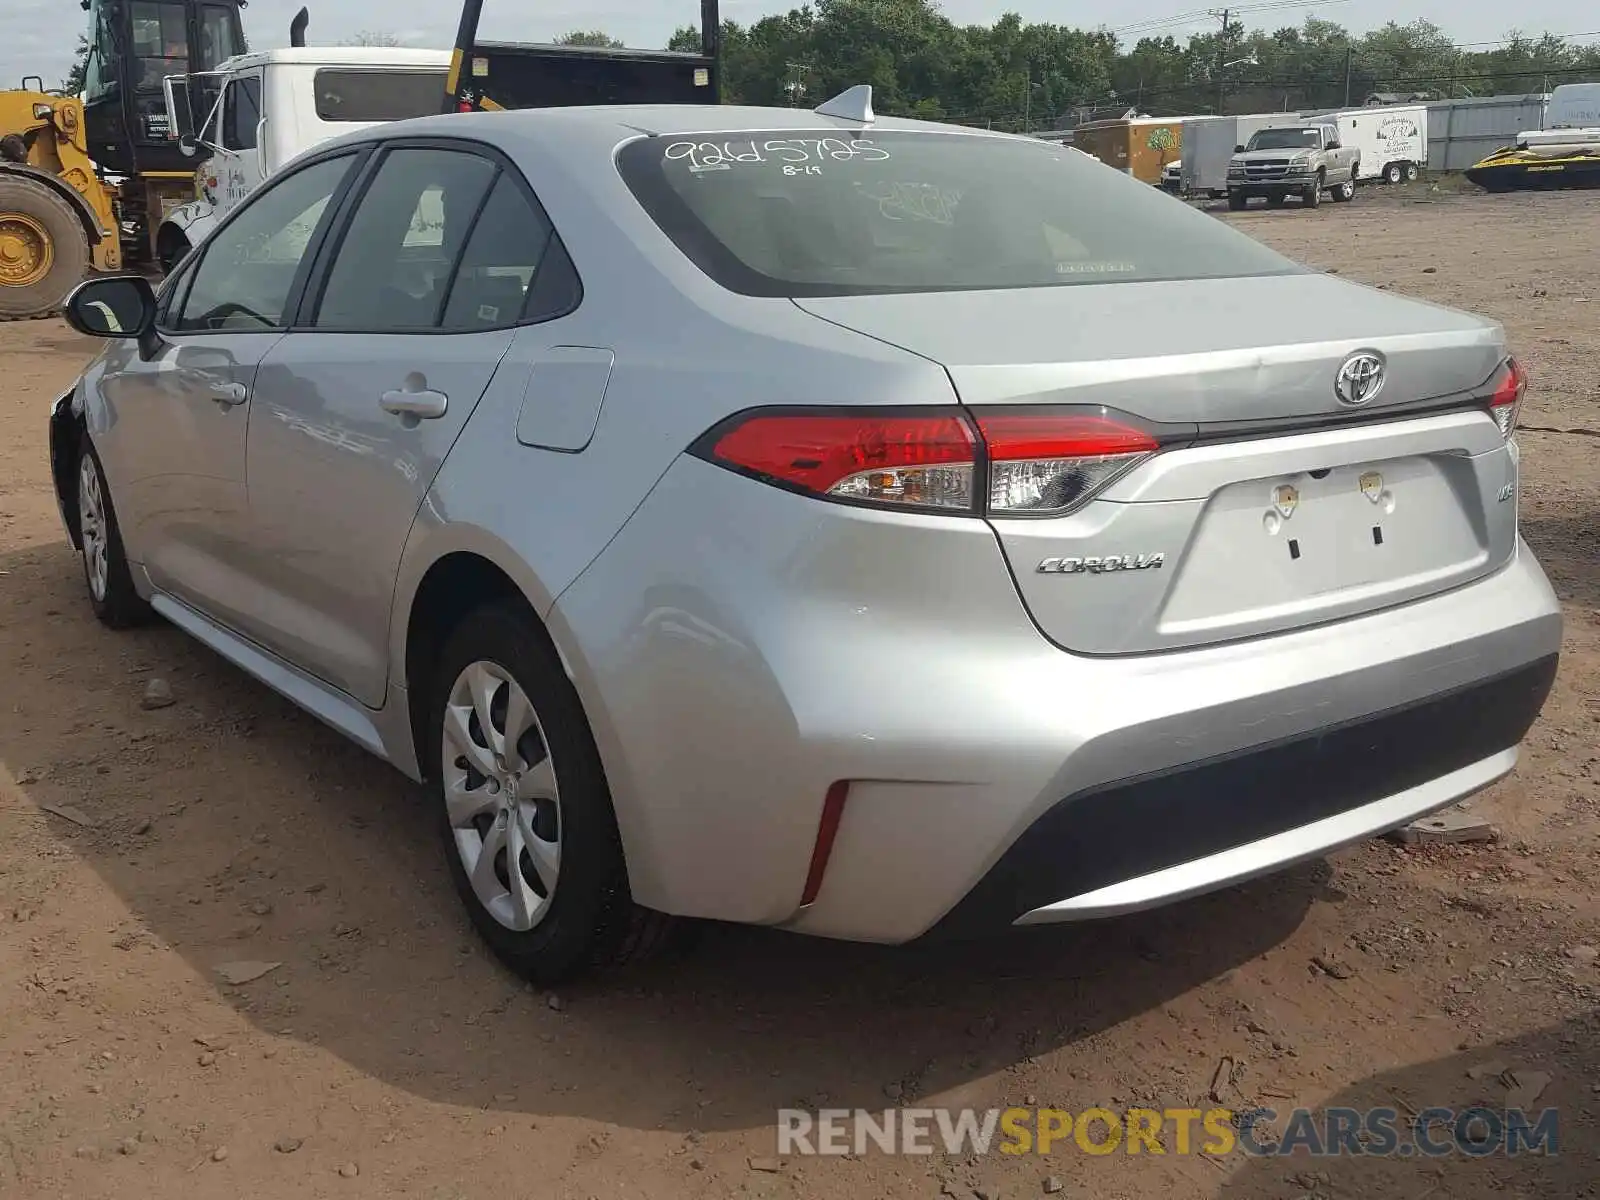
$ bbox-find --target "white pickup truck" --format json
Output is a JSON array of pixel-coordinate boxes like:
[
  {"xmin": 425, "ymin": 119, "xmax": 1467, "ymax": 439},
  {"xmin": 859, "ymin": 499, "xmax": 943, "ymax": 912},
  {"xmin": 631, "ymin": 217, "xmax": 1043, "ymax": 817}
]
[{"xmin": 158, "ymin": 45, "xmax": 448, "ymax": 269}]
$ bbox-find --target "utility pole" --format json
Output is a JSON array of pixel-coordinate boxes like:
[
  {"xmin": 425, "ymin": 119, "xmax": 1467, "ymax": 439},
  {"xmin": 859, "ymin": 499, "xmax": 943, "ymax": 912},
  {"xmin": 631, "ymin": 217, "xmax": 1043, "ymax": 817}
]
[
  {"xmin": 784, "ymin": 61, "xmax": 810, "ymax": 106},
  {"xmin": 1215, "ymin": 8, "xmax": 1229, "ymax": 116},
  {"xmin": 1343, "ymin": 44, "xmax": 1353, "ymax": 107}
]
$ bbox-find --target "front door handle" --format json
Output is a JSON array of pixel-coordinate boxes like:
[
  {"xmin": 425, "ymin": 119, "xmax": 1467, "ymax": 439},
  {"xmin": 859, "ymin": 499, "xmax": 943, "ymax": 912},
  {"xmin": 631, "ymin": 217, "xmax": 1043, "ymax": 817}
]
[
  {"xmin": 210, "ymin": 381, "xmax": 249, "ymax": 406},
  {"xmin": 381, "ymin": 385, "xmax": 448, "ymax": 421}
]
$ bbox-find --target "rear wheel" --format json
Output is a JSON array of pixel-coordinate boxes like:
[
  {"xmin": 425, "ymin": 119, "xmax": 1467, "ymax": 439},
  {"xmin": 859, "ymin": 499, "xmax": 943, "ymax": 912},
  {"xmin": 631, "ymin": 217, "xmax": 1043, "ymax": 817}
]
[
  {"xmin": 429, "ymin": 601, "xmax": 676, "ymax": 983},
  {"xmin": 0, "ymin": 175, "xmax": 90, "ymax": 321},
  {"xmin": 1402, "ymin": 162, "xmax": 1420, "ymax": 183},
  {"xmin": 1384, "ymin": 162, "xmax": 1404, "ymax": 185},
  {"xmin": 1332, "ymin": 180, "xmax": 1355, "ymax": 202}
]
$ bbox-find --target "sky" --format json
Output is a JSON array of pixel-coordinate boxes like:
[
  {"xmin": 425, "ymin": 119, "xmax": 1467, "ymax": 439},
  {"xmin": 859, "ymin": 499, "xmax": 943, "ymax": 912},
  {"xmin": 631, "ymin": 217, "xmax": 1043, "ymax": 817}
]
[{"xmin": 7, "ymin": 0, "xmax": 1600, "ymax": 98}]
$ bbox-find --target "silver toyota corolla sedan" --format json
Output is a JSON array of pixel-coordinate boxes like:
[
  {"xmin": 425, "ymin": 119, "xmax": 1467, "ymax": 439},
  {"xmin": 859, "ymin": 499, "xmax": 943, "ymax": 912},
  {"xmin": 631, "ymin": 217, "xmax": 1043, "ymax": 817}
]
[{"xmin": 50, "ymin": 99, "xmax": 1561, "ymax": 982}]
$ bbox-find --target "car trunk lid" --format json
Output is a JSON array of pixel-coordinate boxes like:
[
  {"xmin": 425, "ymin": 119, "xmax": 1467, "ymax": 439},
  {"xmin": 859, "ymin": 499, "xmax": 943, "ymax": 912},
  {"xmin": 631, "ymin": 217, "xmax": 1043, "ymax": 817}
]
[{"xmin": 794, "ymin": 274, "xmax": 1517, "ymax": 653}]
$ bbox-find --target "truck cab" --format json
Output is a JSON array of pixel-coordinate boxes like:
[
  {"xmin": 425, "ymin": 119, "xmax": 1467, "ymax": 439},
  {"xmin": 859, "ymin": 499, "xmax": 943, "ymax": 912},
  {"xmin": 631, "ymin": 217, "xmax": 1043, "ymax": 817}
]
[
  {"xmin": 157, "ymin": 47, "xmax": 449, "ymax": 268},
  {"xmin": 1226, "ymin": 123, "xmax": 1360, "ymax": 211}
]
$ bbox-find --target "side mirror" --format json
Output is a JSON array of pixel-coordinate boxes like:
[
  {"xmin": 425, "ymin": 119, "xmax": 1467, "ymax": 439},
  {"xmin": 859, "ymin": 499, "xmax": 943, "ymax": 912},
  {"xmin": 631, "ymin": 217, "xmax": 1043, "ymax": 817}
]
[
  {"xmin": 1327, "ymin": 139, "xmax": 1341, "ymax": 149},
  {"xmin": 1234, "ymin": 144, "xmax": 1245, "ymax": 152},
  {"xmin": 63, "ymin": 275, "xmax": 157, "ymax": 340}
]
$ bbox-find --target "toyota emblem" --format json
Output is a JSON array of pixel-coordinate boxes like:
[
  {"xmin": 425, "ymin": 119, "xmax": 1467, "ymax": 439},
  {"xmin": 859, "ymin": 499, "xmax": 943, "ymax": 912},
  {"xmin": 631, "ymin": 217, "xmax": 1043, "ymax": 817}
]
[{"xmin": 1335, "ymin": 351, "xmax": 1386, "ymax": 407}]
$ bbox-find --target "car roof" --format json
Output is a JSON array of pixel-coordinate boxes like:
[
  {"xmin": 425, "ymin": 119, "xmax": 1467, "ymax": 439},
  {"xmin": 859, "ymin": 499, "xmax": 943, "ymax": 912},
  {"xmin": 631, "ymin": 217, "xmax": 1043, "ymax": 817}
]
[{"xmin": 341, "ymin": 103, "xmax": 1019, "ymax": 152}]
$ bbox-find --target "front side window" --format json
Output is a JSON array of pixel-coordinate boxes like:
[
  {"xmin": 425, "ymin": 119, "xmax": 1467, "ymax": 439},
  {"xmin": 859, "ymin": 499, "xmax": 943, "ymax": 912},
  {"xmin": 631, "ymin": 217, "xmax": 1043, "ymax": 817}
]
[
  {"xmin": 618, "ymin": 130, "xmax": 1301, "ymax": 297},
  {"xmin": 313, "ymin": 148, "xmax": 496, "ymax": 330},
  {"xmin": 84, "ymin": 0, "xmax": 119, "ymax": 97},
  {"xmin": 222, "ymin": 76, "xmax": 261, "ymax": 151},
  {"xmin": 130, "ymin": 1, "xmax": 189, "ymax": 90},
  {"xmin": 175, "ymin": 153, "xmax": 356, "ymax": 331},
  {"xmin": 200, "ymin": 4, "xmax": 243, "ymax": 68}
]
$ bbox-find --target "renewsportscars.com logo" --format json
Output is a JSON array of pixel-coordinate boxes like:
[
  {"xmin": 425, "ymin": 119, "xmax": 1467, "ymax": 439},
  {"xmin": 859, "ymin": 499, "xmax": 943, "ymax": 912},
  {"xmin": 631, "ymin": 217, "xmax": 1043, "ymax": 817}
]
[{"xmin": 776, "ymin": 1106, "xmax": 1560, "ymax": 1158}]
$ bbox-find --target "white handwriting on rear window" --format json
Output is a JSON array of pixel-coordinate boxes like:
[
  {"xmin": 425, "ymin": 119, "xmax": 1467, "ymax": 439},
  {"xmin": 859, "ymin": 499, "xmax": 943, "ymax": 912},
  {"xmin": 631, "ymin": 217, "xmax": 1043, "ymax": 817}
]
[
  {"xmin": 862, "ymin": 181, "xmax": 963, "ymax": 224},
  {"xmin": 664, "ymin": 137, "xmax": 893, "ymax": 174}
]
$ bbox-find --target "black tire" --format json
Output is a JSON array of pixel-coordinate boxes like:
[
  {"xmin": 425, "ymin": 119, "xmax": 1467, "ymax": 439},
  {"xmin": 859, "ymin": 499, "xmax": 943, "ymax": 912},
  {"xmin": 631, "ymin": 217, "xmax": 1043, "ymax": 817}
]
[
  {"xmin": 1332, "ymin": 180, "xmax": 1355, "ymax": 202},
  {"xmin": 1384, "ymin": 162, "xmax": 1404, "ymax": 185},
  {"xmin": 0, "ymin": 174, "xmax": 91, "ymax": 320},
  {"xmin": 1302, "ymin": 181, "xmax": 1322, "ymax": 209},
  {"xmin": 1228, "ymin": 192, "xmax": 1247, "ymax": 211},
  {"xmin": 1266, "ymin": 193, "xmax": 1287, "ymax": 208},
  {"xmin": 156, "ymin": 227, "xmax": 192, "ymax": 275},
  {"xmin": 428, "ymin": 600, "xmax": 676, "ymax": 984},
  {"xmin": 1403, "ymin": 162, "xmax": 1420, "ymax": 183},
  {"xmin": 76, "ymin": 433, "xmax": 151, "ymax": 628}
]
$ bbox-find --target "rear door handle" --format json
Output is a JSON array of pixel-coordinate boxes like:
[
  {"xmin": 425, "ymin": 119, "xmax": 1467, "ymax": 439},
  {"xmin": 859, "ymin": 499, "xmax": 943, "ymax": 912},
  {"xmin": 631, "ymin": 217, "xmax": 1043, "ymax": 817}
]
[
  {"xmin": 210, "ymin": 381, "xmax": 249, "ymax": 406},
  {"xmin": 380, "ymin": 387, "xmax": 449, "ymax": 420}
]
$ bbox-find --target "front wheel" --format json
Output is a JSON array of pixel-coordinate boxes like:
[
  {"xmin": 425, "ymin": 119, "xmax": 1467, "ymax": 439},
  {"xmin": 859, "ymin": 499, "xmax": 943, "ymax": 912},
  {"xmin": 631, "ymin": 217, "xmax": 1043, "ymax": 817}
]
[
  {"xmin": 430, "ymin": 601, "xmax": 676, "ymax": 983},
  {"xmin": 1303, "ymin": 180, "xmax": 1322, "ymax": 209},
  {"xmin": 156, "ymin": 228, "xmax": 192, "ymax": 275},
  {"xmin": 1227, "ymin": 192, "xmax": 1247, "ymax": 211},
  {"xmin": 76, "ymin": 435, "xmax": 150, "ymax": 628},
  {"xmin": 0, "ymin": 174, "xmax": 91, "ymax": 320}
]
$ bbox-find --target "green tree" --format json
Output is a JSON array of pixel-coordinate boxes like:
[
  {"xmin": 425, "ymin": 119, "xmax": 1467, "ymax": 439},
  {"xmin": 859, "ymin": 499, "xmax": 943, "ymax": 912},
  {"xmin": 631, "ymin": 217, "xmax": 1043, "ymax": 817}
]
[
  {"xmin": 62, "ymin": 34, "xmax": 91, "ymax": 94},
  {"xmin": 555, "ymin": 30, "xmax": 625, "ymax": 49}
]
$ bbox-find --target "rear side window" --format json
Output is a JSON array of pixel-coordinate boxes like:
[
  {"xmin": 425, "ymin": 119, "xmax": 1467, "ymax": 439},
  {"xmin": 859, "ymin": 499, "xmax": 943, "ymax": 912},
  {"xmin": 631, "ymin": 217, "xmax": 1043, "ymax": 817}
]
[
  {"xmin": 313, "ymin": 148, "xmax": 497, "ymax": 330},
  {"xmin": 617, "ymin": 130, "xmax": 1301, "ymax": 297},
  {"xmin": 314, "ymin": 69, "xmax": 446, "ymax": 122},
  {"xmin": 440, "ymin": 175, "xmax": 555, "ymax": 330}
]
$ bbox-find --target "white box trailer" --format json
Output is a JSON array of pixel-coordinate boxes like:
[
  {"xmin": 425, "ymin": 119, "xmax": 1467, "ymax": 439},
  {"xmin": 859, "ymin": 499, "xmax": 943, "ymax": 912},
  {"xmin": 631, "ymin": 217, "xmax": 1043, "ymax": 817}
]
[
  {"xmin": 1307, "ymin": 106, "xmax": 1428, "ymax": 183},
  {"xmin": 1179, "ymin": 112, "xmax": 1304, "ymax": 197}
]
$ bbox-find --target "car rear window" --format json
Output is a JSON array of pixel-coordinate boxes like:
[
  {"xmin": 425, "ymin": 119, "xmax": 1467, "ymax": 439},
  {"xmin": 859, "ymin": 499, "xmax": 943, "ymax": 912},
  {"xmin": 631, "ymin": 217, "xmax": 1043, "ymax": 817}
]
[
  {"xmin": 616, "ymin": 129, "xmax": 1301, "ymax": 297},
  {"xmin": 313, "ymin": 69, "xmax": 446, "ymax": 122}
]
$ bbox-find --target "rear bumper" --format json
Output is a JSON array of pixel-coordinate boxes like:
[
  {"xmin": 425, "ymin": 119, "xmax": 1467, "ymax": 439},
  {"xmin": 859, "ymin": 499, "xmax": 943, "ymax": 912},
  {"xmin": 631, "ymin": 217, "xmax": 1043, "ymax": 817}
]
[
  {"xmin": 928, "ymin": 654, "xmax": 1555, "ymax": 938},
  {"xmin": 555, "ymin": 457, "xmax": 1563, "ymax": 944}
]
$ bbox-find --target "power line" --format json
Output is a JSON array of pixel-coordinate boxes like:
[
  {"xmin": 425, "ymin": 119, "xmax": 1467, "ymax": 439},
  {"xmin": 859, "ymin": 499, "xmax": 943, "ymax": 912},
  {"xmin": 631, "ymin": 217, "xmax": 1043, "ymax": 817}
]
[{"xmin": 1114, "ymin": 0, "xmax": 1347, "ymax": 38}]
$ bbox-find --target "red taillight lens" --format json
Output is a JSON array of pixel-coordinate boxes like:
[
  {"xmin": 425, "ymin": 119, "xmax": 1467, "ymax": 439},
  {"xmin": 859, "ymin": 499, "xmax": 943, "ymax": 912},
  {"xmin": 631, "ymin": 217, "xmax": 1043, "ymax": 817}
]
[
  {"xmin": 975, "ymin": 412, "xmax": 1161, "ymax": 516},
  {"xmin": 1488, "ymin": 357, "xmax": 1527, "ymax": 440},
  {"xmin": 695, "ymin": 406, "xmax": 1171, "ymax": 516},
  {"xmin": 705, "ymin": 411, "xmax": 978, "ymax": 511}
]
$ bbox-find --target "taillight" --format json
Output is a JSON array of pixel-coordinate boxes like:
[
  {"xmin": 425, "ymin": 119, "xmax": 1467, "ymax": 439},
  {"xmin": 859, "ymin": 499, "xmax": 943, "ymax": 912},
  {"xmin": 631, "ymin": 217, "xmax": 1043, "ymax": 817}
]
[
  {"xmin": 975, "ymin": 412, "xmax": 1161, "ymax": 517},
  {"xmin": 693, "ymin": 406, "xmax": 1171, "ymax": 517},
  {"xmin": 1487, "ymin": 357, "xmax": 1527, "ymax": 440}
]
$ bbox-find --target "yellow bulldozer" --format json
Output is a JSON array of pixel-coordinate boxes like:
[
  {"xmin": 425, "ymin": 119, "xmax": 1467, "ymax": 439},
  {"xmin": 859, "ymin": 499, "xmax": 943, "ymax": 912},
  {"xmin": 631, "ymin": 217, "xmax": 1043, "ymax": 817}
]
[
  {"xmin": 0, "ymin": 84, "xmax": 122, "ymax": 320},
  {"xmin": 1, "ymin": 0, "xmax": 247, "ymax": 320}
]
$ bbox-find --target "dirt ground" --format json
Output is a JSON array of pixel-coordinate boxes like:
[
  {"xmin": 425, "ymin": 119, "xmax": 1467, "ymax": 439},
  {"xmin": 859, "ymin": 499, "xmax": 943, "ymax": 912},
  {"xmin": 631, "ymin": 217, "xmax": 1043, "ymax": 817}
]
[{"xmin": 1, "ymin": 187, "xmax": 1596, "ymax": 1200}]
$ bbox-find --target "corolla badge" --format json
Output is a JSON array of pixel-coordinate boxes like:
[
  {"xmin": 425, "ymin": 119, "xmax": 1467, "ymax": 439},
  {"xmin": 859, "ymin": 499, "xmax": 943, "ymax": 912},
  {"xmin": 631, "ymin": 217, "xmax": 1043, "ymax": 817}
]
[
  {"xmin": 1036, "ymin": 553, "xmax": 1165, "ymax": 575},
  {"xmin": 1335, "ymin": 351, "xmax": 1386, "ymax": 407}
]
